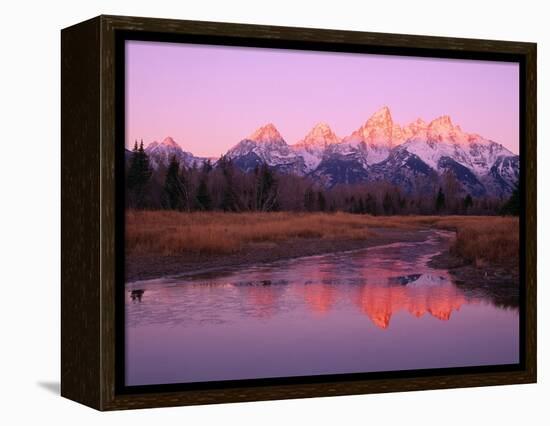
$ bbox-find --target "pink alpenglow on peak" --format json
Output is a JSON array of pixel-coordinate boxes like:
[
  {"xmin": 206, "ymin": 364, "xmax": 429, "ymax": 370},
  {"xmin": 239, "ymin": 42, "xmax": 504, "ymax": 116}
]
[
  {"xmin": 368, "ymin": 106, "xmax": 393, "ymax": 125},
  {"xmin": 430, "ymin": 115, "xmax": 453, "ymax": 127},
  {"xmin": 344, "ymin": 107, "xmax": 497, "ymax": 148},
  {"xmin": 406, "ymin": 118, "xmax": 428, "ymax": 133},
  {"xmin": 324, "ymin": 106, "xmax": 512, "ymax": 168},
  {"xmin": 420, "ymin": 115, "xmax": 488, "ymax": 146},
  {"xmin": 427, "ymin": 115, "xmax": 455, "ymax": 137},
  {"xmin": 293, "ymin": 123, "xmax": 341, "ymax": 171},
  {"xmin": 248, "ymin": 123, "xmax": 285, "ymax": 144},
  {"xmin": 363, "ymin": 106, "xmax": 395, "ymax": 137},
  {"xmin": 295, "ymin": 122, "xmax": 340, "ymax": 148},
  {"xmin": 126, "ymin": 41, "xmax": 519, "ymax": 156},
  {"xmin": 146, "ymin": 136, "xmax": 182, "ymax": 151},
  {"xmin": 160, "ymin": 136, "xmax": 180, "ymax": 148},
  {"xmin": 344, "ymin": 106, "xmax": 407, "ymax": 148},
  {"xmin": 143, "ymin": 135, "xmax": 208, "ymax": 170}
]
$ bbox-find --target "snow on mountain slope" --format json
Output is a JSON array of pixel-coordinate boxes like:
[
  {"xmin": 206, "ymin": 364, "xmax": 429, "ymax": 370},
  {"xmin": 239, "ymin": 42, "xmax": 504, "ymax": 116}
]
[
  {"xmin": 480, "ymin": 155, "xmax": 520, "ymax": 197},
  {"xmin": 138, "ymin": 107, "xmax": 519, "ymax": 197},
  {"xmin": 400, "ymin": 115, "xmax": 514, "ymax": 176},
  {"xmin": 368, "ymin": 148, "xmax": 438, "ymax": 193},
  {"xmin": 343, "ymin": 106, "xmax": 410, "ymax": 148},
  {"xmin": 226, "ymin": 123, "xmax": 305, "ymax": 174},
  {"xmin": 144, "ymin": 137, "xmax": 206, "ymax": 169},
  {"xmin": 329, "ymin": 106, "xmax": 419, "ymax": 166},
  {"xmin": 292, "ymin": 123, "xmax": 340, "ymax": 171},
  {"xmin": 309, "ymin": 155, "xmax": 370, "ymax": 187}
]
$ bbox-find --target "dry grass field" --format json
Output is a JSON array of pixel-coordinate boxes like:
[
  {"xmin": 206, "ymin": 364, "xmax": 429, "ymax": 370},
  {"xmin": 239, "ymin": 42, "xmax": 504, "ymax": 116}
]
[
  {"xmin": 436, "ymin": 216, "xmax": 519, "ymax": 265},
  {"xmin": 126, "ymin": 210, "xmax": 518, "ymax": 266}
]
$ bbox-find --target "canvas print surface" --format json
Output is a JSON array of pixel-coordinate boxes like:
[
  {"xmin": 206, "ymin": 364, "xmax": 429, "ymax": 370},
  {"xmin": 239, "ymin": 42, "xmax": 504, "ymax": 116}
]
[{"xmin": 124, "ymin": 40, "xmax": 520, "ymax": 386}]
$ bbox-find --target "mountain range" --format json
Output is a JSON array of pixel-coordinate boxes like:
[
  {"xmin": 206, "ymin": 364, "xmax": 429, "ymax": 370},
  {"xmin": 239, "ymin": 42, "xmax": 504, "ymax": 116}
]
[{"xmin": 128, "ymin": 106, "xmax": 519, "ymax": 197}]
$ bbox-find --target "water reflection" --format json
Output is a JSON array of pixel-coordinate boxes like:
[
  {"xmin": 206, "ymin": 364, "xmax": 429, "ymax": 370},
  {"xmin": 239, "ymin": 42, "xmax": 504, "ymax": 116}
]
[
  {"xmin": 126, "ymin": 230, "xmax": 519, "ymax": 386},
  {"xmin": 127, "ymin": 273, "xmax": 474, "ymax": 329},
  {"xmin": 354, "ymin": 275, "xmax": 468, "ymax": 328}
]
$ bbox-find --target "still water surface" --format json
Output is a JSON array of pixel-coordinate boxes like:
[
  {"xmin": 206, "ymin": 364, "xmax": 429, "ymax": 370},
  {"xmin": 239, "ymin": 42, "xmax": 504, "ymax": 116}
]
[{"xmin": 126, "ymin": 230, "xmax": 519, "ymax": 386}]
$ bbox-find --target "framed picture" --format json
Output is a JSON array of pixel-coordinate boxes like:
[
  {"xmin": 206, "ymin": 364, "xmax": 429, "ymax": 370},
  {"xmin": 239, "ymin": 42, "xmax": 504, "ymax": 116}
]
[{"xmin": 61, "ymin": 15, "xmax": 536, "ymax": 410}]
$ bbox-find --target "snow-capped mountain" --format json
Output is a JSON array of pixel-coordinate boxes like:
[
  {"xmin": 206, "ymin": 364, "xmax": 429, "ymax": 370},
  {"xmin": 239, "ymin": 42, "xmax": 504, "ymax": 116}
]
[
  {"xmin": 367, "ymin": 148, "xmax": 439, "ymax": 194},
  {"xmin": 230, "ymin": 111, "xmax": 518, "ymax": 196},
  {"xmin": 383, "ymin": 115, "xmax": 518, "ymax": 196},
  {"xmin": 226, "ymin": 123, "xmax": 305, "ymax": 174},
  {"xmin": 310, "ymin": 154, "xmax": 370, "ymax": 187},
  {"xmin": 436, "ymin": 156, "xmax": 487, "ymax": 197},
  {"xmin": 399, "ymin": 115, "xmax": 515, "ymax": 176},
  {"xmin": 144, "ymin": 137, "xmax": 206, "ymax": 169},
  {"xmin": 136, "ymin": 107, "xmax": 519, "ymax": 198},
  {"xmin": 326, "ymin": 107, "xmax": 418, "ymax": 168},
  {"xmin": 481, "ymin": 155, "xmax": 520, "ymax": 197},
  {"xmin": 293, "ymin": 123, "xmax": 340, "ymax": 171}
]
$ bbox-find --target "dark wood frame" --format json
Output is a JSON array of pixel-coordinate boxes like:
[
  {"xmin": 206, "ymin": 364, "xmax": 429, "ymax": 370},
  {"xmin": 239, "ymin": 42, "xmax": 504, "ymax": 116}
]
[{"xmin": 61, "ymin": 14, "xmax": 537, "ymax": 411}]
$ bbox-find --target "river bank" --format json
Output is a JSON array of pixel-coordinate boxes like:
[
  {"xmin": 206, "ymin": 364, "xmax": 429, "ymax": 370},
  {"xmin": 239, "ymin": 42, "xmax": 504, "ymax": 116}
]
[
  {"xmin": 428, "ymin": 251, "xmax": 519, "ymax": 308},
  {"xmin": 125, "ymin": 211, "xmax": 520, "ymax": 307},
  {"xmin": 125, "ymin": 225, "xmax": 520, "ymax": 386},
  {"xmin": 126, "ymin": 227, "xmax": 430, "ymax": 282}
]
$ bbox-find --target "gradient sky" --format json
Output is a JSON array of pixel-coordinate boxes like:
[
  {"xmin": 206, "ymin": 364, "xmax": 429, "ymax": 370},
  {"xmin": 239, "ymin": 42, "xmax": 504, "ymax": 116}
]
[{"xmin": 126, "ymin": 40, "xmax": 519, "ymax": 156}]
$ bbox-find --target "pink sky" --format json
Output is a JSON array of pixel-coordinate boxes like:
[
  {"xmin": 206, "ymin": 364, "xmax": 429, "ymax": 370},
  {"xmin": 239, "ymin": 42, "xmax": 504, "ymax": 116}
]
[{"xmin": 126, "ymin": 40, "xmax": 519, "ymax": 156}]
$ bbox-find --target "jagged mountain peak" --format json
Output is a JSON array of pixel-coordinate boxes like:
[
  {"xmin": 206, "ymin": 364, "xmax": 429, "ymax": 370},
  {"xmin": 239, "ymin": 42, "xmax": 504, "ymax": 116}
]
[
  {"xmin": 146, "ymin": 136, "xmax": 182, "ymax": 151},
  {"xmin": 428, "ymin": 115, "xmax": 454, "ymax": 131},
  {"xmin": 358, "ymin": 106, "xmax": 395, "ymax": 136},
  {"xmin": 226, "ymin": 123, "xmax": 304, "ymax": 174},
  {"xmin": 423, "ymin": 115, "xmax": 490, "ymax": 147},
  {"xmin": 296, "ymin": 122, "xmax": 340, "ymax": 147},
  {"xmin": 248, "ymin": 123, "xmax": 284, "ymax": 144},
  {"xmin": 368, "ymin": 106, "xmax": 393, "ymax": 124},
  {"xmin": 143, "ymin": 136, "xmax": 207, "ymax": 169},
  {"xmin": 138, "ymin": 110, "xmax": 519, "ymax": 198},
  {"xmin": 160, "ymin": 136, "xmax": 180, "ymax": 147},
  {"xmin": 311, "ymin": 122, "xmax": 334, "ymax": 133},
  {"xmin": 341, "ymin": 106, "xmax": 402, "ymax": 154},
  {"xmin": 414, "ymin": 117, "xmax": 427, "ymax": 125},
  {"xmin": 408, "ymin": 117, "xmax": 427, "ymax": 129}
]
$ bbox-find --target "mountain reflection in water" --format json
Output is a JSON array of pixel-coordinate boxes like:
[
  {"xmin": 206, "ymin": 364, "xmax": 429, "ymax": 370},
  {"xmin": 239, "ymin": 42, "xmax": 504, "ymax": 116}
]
[{"xmin": 126, "ymin": 230, "xmax": 519, "ymax": 386}]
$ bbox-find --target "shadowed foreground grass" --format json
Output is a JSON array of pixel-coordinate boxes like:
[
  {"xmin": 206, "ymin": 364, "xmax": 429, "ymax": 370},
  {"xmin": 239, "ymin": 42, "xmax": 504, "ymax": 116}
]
[{"xmin": 126, "ymin": 210, "xmax": 518, "ymax": 266}]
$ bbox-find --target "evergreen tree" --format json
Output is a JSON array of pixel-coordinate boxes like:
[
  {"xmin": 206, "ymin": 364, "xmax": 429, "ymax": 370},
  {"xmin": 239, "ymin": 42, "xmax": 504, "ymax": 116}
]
[
  {"xmin": 501, "ymin": 183, "xmax": 520, "ymax": 216},
  {"xmin": 348, "ymin": 196, "xmax": 356, "ymax": 214},
  {"xmin": 304, "ymin": 187, "xmax": 316, "ymax": 212},
  {"xmin": 364, "ymin": 193, "xmax": 377, "ymax": 215},
  {"xmin": 217, "ymin": 155, "xmax": 240, "ymax": 211},
  {"xmin": 357, "ymin": 198, "xmax": 365, "ymax": 214},
  {"xmin": 127, "ymin": 139, "xmax": 152, "ymax": 208},
  {"xmin": 162, "ymin": 156, "xmax": 188, "ymax": 210},
  {"xmin": 436, "ymin": 187, "xmax": 446, "ymax": 213},
  {"xmin": 221, "ymin": 186, "xmax": 239, "ymax": 211},
  {"xmin": 195, "ymin": 177, "xmax": 212, "ymax": 211},
  {"xmin": 463, "ymin": 194, "xmax": 473, "ymax": 213},
  {"xmin": 383, "ymin": 192, "xmax": 393, "ymax": 215},
  {"xmin": 317, "ymin": 191, "xmax": 326, "ymax": 212},
  {"xmin": 256, "ymin": 163, "xmax": 278, "ymax": 211},
  {"xmin": 398, "ymin": 194, "xmax": 406, "ymax": 212}
]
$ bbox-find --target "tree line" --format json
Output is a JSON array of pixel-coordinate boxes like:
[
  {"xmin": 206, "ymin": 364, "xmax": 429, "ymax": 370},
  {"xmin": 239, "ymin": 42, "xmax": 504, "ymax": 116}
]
[{"xmin": 125, "ymin": 143, "xmax": 519, "ymax": 216}]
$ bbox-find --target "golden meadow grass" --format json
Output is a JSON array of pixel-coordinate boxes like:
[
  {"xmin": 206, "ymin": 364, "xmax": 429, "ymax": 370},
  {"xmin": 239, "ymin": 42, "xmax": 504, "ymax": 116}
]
[
  {"xmin": 126, "ymin": 210, "xmax": 518, "ymax": 265},
  {"xmin": 436, "ymin": 216, "xmax": 519, "ymax": 265},
  {"xmin": 126, "ymin": 211, "xmax": 377, "ymax": 255}
]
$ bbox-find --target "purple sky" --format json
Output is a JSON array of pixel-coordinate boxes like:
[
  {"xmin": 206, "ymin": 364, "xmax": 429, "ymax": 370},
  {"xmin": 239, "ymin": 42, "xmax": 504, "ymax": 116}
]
[{"xmin": 126, "ymin": 40, "xmax": 519, "ymax": 156}]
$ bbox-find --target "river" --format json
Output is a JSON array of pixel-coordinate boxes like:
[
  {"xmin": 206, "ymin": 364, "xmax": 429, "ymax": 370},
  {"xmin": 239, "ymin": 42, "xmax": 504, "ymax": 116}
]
[{"xmin": 125, "ymin": 229, "xmax": 519, "ymax": 386}]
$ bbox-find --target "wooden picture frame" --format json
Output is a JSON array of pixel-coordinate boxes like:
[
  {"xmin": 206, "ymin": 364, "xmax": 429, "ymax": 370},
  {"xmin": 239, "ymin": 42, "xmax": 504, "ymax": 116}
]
[{"xmin": 61, "ymin": 14, "xmax": 536, "ymax": 411}]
